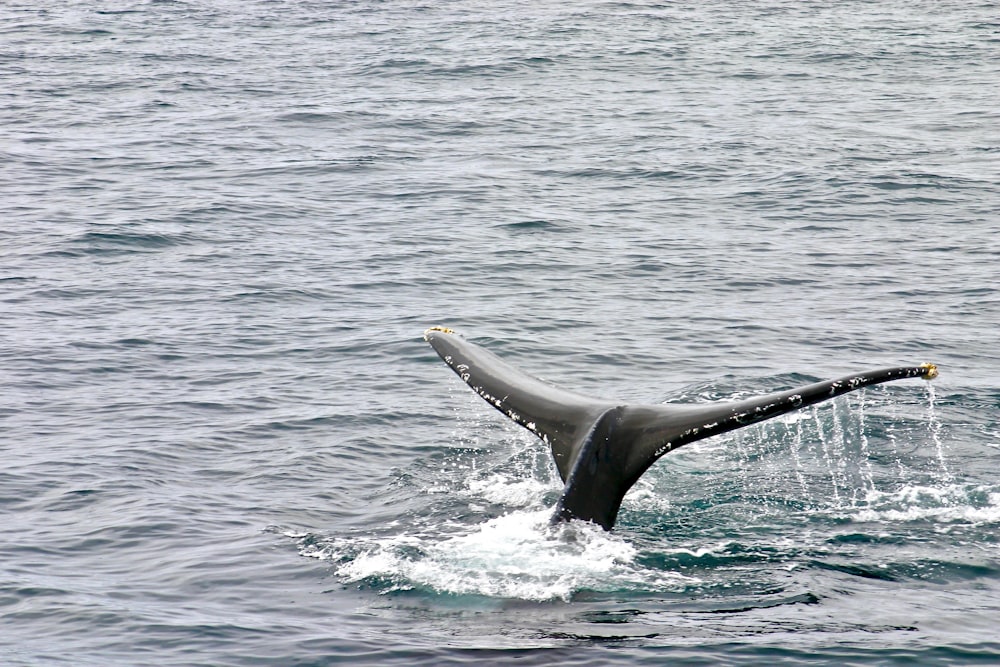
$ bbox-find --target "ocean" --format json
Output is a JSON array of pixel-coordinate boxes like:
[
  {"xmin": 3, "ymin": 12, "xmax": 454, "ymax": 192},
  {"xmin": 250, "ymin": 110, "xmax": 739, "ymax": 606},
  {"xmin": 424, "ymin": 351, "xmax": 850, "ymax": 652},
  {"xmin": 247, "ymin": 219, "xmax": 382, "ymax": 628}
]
[{"xmin": 2, "ymin": 1, "xmax": 999, "ymax": 664}]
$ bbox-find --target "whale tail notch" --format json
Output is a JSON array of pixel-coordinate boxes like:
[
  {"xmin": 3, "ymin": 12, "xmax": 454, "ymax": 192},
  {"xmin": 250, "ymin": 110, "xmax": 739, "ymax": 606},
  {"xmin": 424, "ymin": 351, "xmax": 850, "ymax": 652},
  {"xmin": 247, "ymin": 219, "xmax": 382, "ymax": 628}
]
[{"xmin": 424, "ymin": 327, "xmax": 937, "ymax": 530}]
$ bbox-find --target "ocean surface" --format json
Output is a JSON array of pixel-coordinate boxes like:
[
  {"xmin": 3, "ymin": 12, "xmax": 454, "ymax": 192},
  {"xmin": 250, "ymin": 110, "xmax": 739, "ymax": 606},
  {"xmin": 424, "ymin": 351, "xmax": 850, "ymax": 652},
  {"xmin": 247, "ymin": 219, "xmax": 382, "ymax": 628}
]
[{"xmin": 2, "ymin": 1, "xmax": 999, "ymax": 664}]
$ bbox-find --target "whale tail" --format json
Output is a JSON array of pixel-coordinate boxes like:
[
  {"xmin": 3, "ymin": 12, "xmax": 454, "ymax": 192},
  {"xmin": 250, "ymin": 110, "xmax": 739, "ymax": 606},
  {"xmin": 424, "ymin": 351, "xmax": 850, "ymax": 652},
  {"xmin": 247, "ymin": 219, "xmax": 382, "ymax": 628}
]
[{"xmin": 424, "ymin": 327, "xmax": 937, "ymax": 530}]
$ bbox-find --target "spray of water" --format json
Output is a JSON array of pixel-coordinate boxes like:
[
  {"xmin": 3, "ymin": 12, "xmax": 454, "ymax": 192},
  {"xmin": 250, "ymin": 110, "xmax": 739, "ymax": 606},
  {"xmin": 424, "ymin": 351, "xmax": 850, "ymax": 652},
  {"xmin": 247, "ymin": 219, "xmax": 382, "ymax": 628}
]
[{"xmin": 925, "ymin": 382, "xmax": 951, "ymax": 482}]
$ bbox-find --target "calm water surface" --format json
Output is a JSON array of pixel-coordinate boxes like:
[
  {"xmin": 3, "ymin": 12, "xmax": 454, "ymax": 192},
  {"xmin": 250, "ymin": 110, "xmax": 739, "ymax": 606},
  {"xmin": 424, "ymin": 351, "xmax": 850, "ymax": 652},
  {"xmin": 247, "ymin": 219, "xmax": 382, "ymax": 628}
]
[{"xmin": 2, "ymin": 1, "xmax": 999, "ymax": 665}]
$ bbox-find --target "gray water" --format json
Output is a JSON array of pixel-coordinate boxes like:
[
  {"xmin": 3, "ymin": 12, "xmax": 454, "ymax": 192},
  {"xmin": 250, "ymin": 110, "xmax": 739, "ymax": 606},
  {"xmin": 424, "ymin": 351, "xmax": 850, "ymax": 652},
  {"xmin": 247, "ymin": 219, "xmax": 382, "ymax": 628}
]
[{"xmin": 3, "ymin": 1, "xmax": 1000, "ymax": 665}]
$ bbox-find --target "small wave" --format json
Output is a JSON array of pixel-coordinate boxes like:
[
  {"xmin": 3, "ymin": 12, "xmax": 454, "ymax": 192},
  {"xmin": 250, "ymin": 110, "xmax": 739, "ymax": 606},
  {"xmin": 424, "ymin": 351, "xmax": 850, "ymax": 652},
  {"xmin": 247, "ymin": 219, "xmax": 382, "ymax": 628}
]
[
  {"xmin": 47, "ymin": 229, "xmax": 198, "ymax": 257},
  {"xmin": 497, "ymin": 219, "xmax": 563, "ymax": 233}
]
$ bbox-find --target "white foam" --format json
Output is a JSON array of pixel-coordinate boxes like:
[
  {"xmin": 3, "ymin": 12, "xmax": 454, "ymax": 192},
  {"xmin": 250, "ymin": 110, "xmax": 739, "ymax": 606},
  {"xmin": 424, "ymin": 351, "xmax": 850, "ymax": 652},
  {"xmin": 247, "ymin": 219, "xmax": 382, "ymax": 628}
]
[
  {"xmin": 464, "ymin": 473, "xmax": 552, "ymax": 508},
  {"xmin": 842, "ymin": 484, "xmax": 1000, "ymax": 525},
  {"xmin": 660, "ymin": 541, "xmax": 736, "ymax": 559},
  {"xmin": 621, "ymin": 477, "xmax": 674, "ymax": 516},
  {"xmin": 308, "ymin": 510, "xmax": 696, "ymax": 601}
]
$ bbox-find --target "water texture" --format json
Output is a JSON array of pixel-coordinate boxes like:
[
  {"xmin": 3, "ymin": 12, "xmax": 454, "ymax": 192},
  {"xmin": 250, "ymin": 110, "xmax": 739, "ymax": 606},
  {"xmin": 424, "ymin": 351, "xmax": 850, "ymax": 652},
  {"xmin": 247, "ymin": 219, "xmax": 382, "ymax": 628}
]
[{"xmin": 2, "ymin": 1, "xmax": 999, "ymax": 665}]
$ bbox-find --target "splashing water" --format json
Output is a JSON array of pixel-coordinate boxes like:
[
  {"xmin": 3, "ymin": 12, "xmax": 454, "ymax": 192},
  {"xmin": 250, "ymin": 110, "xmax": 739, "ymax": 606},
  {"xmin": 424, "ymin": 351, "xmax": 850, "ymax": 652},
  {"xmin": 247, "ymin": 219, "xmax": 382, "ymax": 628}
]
[
  {"xmin": 857, "ymin": 391, "xmax": 876, "ymax": 495},
  {"xmin": 845, "ymin": 484, "xmax": 1000, "ymax": 526},
  {"xmin": 926, "ymin": 383, "xmax": 951, "ymax": 482},
  {"xmin": 299, "ymin": 510, "xmax": 695, "ymax": 602}
]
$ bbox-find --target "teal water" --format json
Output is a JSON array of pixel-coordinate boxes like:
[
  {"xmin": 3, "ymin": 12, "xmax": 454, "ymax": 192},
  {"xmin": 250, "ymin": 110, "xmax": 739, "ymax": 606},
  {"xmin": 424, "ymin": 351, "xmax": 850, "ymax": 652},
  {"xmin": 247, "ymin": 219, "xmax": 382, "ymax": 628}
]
[{"xmin": 2, "ymin": 1, "xmax": 999, "ymax": 664}]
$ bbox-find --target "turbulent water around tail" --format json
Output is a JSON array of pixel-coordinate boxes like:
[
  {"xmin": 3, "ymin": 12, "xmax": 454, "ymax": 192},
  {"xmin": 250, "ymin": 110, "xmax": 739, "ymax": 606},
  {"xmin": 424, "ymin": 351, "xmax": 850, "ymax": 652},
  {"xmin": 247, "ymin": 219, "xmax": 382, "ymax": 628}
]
[{"xmin": 295, "ymin": 384, "xmax": 996, "ymax": 615}]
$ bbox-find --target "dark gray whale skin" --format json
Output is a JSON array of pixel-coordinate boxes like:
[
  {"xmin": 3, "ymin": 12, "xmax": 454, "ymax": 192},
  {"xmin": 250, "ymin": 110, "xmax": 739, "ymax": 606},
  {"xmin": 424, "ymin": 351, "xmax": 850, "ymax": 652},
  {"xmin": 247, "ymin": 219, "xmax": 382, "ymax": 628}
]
[{"xmin": 424, "ymin": 327, "xmax": 938, "ymax": 531}]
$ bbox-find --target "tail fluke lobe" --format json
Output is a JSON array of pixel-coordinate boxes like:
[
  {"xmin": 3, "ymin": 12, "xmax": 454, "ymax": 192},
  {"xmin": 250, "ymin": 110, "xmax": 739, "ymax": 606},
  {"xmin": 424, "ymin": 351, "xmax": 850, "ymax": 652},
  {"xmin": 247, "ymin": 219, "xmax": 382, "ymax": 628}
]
[
  {"xmin": 623, "ymin": 364, "xmax": 940, "ymax": 474},
  {"xmin": 424, "ymin": 327, "xmax": 611, "ymax": 482}
]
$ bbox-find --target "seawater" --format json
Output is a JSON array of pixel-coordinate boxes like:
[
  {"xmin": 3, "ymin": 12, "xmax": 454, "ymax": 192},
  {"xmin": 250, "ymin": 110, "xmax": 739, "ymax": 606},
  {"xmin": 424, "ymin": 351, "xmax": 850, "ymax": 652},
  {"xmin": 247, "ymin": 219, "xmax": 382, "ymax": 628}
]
[{"xmin": 2, "ymin": 1, "xmax": 999, "ymax": 665}]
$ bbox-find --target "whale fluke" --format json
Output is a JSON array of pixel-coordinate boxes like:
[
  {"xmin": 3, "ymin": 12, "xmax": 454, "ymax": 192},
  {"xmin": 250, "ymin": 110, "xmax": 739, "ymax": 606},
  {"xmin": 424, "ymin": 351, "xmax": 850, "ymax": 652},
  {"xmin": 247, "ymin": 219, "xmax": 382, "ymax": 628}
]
[{"xmin": 424, "ymin": 327, "xmax": 938, "ymax": 530}]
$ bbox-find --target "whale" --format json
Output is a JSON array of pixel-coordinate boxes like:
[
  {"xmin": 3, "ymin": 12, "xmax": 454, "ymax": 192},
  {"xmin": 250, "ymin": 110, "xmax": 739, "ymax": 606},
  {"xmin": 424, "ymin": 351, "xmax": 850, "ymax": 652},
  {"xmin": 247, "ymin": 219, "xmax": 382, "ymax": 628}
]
[{"xmin": 424, "ymin": 327, "xmax": 938, "ymax": 531}]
